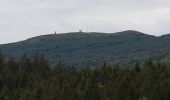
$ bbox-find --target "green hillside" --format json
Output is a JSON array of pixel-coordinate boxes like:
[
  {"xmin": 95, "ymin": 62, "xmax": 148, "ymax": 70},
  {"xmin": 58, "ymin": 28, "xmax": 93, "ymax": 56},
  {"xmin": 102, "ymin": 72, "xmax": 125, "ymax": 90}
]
[{"xmin": 1, "ymin": 30, "xmax": 170, "ymax": 66}]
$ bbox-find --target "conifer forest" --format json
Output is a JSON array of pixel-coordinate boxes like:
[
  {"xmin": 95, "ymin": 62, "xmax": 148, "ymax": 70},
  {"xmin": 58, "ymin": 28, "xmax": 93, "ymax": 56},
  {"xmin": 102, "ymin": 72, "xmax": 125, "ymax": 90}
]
[{"xmin": 0, "ymin": 50, "xmax": 169, "ymax": 100}]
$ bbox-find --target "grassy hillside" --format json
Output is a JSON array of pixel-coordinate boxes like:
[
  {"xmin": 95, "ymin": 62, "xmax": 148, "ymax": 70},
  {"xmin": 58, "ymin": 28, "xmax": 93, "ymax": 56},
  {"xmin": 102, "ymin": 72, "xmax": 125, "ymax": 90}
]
[{"xmin": 1, "ymin": 30, "xmax": 170, "ymax": 66}]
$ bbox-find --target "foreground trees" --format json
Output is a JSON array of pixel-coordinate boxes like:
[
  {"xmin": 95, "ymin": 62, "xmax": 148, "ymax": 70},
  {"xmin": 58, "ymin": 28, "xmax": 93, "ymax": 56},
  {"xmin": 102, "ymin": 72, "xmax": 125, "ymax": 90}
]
[{"xmin": 0, "ymin": 52, "xmax": 169, "ymax": 100}]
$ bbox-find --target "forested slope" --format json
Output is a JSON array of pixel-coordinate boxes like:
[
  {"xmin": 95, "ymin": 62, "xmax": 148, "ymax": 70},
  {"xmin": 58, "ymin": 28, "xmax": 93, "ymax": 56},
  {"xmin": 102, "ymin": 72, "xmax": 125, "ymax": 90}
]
[{"xmin": 1, "ymin": 30, "xmax": 170, "ymax": 66}]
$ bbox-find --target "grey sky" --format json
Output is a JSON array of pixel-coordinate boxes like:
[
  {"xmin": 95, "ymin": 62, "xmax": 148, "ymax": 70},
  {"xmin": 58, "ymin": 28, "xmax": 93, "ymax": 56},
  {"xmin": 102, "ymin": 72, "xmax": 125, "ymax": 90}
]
[{"xmin": 0, "ymin": 0, "xmax": 170, "ymax": 44}]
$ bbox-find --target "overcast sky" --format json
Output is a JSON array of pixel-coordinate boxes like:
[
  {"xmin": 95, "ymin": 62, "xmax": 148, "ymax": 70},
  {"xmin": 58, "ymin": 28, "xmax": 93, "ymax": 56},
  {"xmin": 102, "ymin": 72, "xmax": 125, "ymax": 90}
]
[{"xmin": 0, "ymin": 0, "xmax": 170, "ymax": 44}]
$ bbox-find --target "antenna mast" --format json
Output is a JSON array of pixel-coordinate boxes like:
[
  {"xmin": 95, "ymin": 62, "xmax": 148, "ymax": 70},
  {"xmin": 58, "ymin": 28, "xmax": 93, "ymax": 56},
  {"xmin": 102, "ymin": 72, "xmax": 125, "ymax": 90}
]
[
  {"xmin": 91, "ymin": 24, "xmax": 92, "ymax": 32},
  {"xmin": 86, "ymin": 26, "xmax": 89, "ymax": 33}
]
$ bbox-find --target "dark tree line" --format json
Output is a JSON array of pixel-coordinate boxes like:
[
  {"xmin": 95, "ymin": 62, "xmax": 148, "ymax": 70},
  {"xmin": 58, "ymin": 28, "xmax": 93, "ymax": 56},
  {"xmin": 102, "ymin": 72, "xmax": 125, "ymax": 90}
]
[{"xmin": 0, "ymin": 50, "xmax": 169, "ymax": 100}]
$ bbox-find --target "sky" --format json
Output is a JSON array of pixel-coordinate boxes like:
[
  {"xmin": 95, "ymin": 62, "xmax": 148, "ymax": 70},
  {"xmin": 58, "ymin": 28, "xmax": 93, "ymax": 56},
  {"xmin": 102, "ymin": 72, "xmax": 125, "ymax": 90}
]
[{"xmin": 0, "ymin": 0, "xmax": 170, "ymax": 44}]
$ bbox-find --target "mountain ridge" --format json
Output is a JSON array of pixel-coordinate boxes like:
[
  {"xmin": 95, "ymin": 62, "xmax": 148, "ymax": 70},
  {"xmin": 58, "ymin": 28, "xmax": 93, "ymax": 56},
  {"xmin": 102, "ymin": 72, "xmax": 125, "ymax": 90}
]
[
  {"xmin": 1, "ymin": 30, "xmax": 170, "ymax": 66},
  {"xmin": 1, "ymin": 30, "xmax": 157, "ymax": 45}
]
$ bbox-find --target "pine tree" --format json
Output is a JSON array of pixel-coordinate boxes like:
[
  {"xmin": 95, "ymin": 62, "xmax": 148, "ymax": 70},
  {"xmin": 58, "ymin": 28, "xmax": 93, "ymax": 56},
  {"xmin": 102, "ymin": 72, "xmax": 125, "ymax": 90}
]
[
  {"xmin": 18, "ymin": 54, "xmax": 32, "ymax": 88},
  {"xmin": 0, "ymin": 50, "xmax": 5, "ymax": 71}
]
